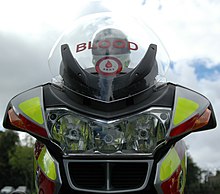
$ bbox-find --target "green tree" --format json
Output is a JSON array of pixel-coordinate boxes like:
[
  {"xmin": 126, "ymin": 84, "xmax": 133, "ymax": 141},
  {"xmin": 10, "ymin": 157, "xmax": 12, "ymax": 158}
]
[
  {"xmin": 185, "ymin": 155, "xmax": 202, "ymax": 194},
  {"xmin": 9, "ymin": 144, "xmax": 34, "ymax": 190},
  {"xmin": 0, "ymin": 130, "xmax": 34, "ymax": 192},
  {"xmin": 0, "ymin": 130, "xmax": 19, "ymax": 188}
]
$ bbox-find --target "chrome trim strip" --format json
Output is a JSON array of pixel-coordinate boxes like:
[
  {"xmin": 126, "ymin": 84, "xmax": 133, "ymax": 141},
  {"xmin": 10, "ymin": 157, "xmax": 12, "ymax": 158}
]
[{"xmin": 107, "ymin": 162, "xmax": 110, "ymax": 191}]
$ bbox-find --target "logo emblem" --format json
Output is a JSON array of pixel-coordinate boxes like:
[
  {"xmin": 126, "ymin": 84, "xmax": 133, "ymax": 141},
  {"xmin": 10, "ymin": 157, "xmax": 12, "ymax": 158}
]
[{"xmin": 95, "ymin": 56, "xmax": 122, "ymax": 76}]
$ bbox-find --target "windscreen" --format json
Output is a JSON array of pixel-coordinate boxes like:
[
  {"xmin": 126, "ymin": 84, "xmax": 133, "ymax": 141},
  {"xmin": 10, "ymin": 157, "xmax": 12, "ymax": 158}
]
[{"xmin": 48, "ymin": 12, "xmax": 170, "ymax": 101}]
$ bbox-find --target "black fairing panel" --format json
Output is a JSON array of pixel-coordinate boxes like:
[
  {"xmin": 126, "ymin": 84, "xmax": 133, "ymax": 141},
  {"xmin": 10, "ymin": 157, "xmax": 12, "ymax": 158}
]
[{"xmin": 43, "ymin": 83, "xmax": 175, "ymax": 119}]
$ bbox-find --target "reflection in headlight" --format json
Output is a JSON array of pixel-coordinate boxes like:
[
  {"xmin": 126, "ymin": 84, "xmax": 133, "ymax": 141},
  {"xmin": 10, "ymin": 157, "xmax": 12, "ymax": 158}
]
[{"xmin": 47, "ymin": 108, "xmax": 171, "ymax": 155}]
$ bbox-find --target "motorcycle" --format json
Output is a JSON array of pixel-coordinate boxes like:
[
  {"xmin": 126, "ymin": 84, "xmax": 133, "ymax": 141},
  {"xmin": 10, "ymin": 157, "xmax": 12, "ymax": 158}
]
[{"xmin": 3, "ymin": 13, "xmax": 216, "ymax": 194}]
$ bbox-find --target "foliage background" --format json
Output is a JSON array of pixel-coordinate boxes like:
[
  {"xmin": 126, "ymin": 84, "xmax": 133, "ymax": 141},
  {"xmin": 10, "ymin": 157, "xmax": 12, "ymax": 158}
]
[{"xmin": 0, "ymin": 130, "xmax": 34, "ymax": 192}]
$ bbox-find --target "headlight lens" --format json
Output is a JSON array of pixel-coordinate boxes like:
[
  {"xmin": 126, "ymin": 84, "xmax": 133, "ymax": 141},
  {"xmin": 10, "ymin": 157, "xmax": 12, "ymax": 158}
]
[{"xmin": 47, "ymin": 108, "xmax": 170, "ymax": 155}]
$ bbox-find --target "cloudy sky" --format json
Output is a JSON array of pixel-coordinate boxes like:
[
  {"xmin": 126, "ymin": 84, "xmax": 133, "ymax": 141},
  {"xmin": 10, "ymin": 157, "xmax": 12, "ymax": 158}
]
[{"xmin": 0, "ymin": 0, "xmax": 220, "ymax": 171}]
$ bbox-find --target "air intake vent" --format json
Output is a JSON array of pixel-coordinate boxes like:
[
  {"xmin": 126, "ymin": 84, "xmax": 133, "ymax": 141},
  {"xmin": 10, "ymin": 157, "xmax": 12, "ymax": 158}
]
[
  {"xmin": 69, "ymin": 162, "xmax": 106, "ymax": 189},
  {"xmin": 65, "ymin": 160, "xmax": 153, "ymax": 193}
]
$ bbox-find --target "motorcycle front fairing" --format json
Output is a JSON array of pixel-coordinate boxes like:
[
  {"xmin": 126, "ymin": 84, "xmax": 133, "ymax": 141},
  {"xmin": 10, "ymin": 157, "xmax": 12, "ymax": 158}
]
[
  {"xmin": 3, "ymin": 80, "xmax": 216, "ymax": 194},
  {"xmin": 3, "ymin": 13, "xmax": 216, "ymax": 194}
]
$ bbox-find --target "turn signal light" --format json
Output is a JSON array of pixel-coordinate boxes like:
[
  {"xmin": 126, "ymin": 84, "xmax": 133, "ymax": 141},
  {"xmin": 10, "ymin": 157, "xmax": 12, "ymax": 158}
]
[
  {"xmin": 170, "ymin": 108, "xmax": 211, "ymax": 138},
  {"xmin": 193, "ymin": 108, "xmax": 211, "ymax": 130},
  {"xmin": 8, "ymin": 108, "xmax": 48, "ymax": 138}
]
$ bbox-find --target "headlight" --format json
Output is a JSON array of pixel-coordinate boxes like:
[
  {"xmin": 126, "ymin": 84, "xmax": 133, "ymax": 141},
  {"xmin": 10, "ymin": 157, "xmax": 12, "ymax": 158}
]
[{"xmin": 46, "ymin": 108, "xmax": 171, "ymax": 155}]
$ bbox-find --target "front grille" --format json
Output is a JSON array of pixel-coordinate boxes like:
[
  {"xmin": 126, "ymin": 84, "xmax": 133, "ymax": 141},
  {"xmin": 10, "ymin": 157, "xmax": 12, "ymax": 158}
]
[
  {"xmin": 69, "ymin": 162, "xmax": 106, "ymax": 189},
  {"xmin": 65, "ymin": 160, "xmax": 152, "ymax": 193},
  {"xmin": 111, "ymin": 163, "xmax": 147, "ymax": 189}
]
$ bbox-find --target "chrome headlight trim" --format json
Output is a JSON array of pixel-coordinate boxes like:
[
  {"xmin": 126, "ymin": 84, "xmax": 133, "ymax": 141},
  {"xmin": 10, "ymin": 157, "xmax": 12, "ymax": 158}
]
[{"xmin": 46, "ymin": 107, "xmax": 171, "ymax": 155}]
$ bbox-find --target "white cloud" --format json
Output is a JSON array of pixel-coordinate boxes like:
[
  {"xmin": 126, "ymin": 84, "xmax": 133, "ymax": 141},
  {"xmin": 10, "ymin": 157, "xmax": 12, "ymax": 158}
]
[
  {"xmin": 0, "ymin": 0, "xmax": 111, "ymax": 37},
  {"xmin": 137, "ymin": 0, "xmax": 220, "ymax": 64}
]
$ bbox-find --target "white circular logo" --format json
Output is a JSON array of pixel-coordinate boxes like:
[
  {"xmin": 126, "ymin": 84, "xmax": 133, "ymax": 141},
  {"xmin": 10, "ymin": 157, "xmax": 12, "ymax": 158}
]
[{"xmin": 95, "ymin": 56, "xmax": 122, "ymax": 76}]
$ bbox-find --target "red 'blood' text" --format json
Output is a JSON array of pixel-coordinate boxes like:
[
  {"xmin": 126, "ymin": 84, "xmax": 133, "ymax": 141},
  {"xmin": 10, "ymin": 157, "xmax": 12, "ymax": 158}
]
[{"xmin": 76, "ymin": 40, "xmax": 138, "ymax": 53}]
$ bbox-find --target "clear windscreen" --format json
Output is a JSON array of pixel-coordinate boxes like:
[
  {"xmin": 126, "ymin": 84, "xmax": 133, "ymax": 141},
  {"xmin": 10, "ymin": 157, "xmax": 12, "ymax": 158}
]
[{"xmin": 48, "ymin": 12, "xmax": 170, "ymax": 101}]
